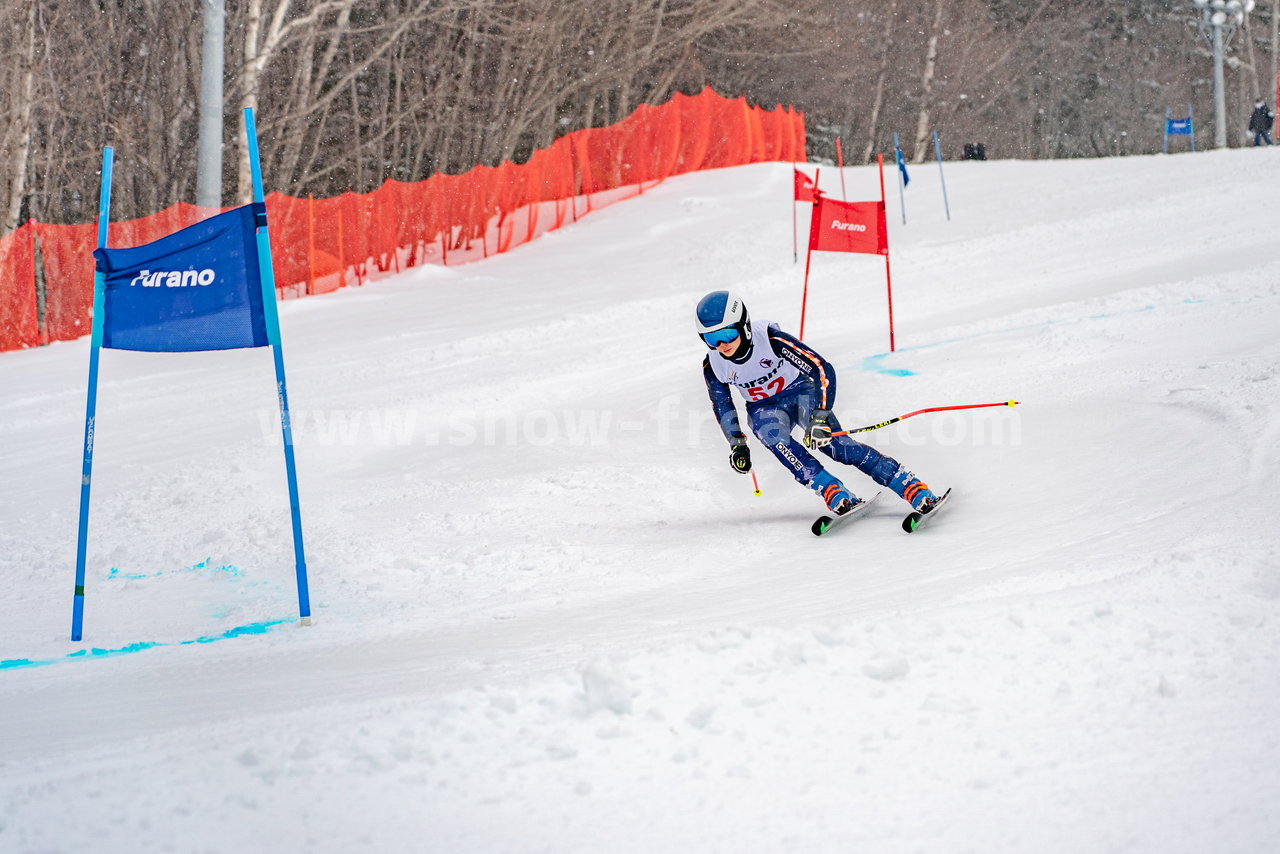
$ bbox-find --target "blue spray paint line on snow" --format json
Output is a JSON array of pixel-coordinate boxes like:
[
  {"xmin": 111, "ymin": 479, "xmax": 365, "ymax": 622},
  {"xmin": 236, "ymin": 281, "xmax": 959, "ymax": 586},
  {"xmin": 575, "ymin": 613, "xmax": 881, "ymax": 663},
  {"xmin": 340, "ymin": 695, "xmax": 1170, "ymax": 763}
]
[
  {"xmin": 860, "ymin": 299, "xmax": 1205, "ymax": 376},
  {"xmin": 860, "ymin": 355, "xmax": 918, "ymax": 376},
  {"xmin": 66, "ymin": 641, "xmax": 165, "ymax": 659},
  {"xmin": 0, "ymin": 618, "xmax": 295, "ymax": 672},
  {"xmin": 861, "ymin": 318, "xmax": 1062, "ymax": 376},
  {"xmin": 181, "ymin": 620, "xmax": 290, "ymax": 645},
  {"xmin": 106, "ymin": 558, "xmax": 242, "ymax": 581}
]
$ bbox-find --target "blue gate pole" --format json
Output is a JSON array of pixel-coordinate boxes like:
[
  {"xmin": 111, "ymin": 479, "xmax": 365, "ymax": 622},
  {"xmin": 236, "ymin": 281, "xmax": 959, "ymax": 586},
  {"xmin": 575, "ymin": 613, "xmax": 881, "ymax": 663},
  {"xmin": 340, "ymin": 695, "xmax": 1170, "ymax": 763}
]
[
  {"xmin": 932, "ymin": 130, "xmax": 951, "ymax": 221},
  {"xmin": 892, "ymin": 132, "xmax": 907, "ymax": 225},
  {"xmin": 1189, "ymin": 104, "xmax": 1196, "ymax": 152},
  {"xmin": 1164, "ymin": 108, "xmax": 1170, "ymax": 154},
  {"xmin": 244, "ymin": 108, "xmax": 312, "ymax": 626},
  {"xmin": 71, "ymin": 148, "xmax": 114, "ymax": 641}
]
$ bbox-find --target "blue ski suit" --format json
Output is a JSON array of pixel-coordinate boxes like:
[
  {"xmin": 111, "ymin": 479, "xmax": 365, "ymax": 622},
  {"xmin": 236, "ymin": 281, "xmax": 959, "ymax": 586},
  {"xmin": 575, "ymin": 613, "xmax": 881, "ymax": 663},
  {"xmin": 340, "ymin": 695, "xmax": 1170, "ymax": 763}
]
[{"xmin": 703, "ymin": 324, "xmax": 905, "ymax": 493}]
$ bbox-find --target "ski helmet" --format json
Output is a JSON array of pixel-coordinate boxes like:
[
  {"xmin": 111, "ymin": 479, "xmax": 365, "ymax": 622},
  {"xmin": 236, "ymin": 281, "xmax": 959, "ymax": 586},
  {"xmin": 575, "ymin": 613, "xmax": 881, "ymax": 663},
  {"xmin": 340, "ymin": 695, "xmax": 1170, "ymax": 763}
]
[{"xmin": 695, "ymin": 290, "xmax": 753, "ymax": 363}]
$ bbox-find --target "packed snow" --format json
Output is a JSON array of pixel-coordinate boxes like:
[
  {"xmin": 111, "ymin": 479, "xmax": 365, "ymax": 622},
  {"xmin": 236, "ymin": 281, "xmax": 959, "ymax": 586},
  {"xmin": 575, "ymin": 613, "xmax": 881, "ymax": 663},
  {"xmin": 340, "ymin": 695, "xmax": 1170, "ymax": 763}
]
[{"xmin": 2, "ymin": 148, "xmax": 1279, "ymax": 853}]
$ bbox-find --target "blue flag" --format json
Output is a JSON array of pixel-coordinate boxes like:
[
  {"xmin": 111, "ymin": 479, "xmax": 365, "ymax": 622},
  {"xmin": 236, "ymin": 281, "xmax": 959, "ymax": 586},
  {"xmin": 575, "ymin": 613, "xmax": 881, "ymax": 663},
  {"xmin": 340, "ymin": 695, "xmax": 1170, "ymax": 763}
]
[
  {"xmin": 92, "ymin": 204, "xmax": 269, "ymax": 352},
  {"xmin": 896, "ymin": 146, "xmax": 911, "ymax": 187}
]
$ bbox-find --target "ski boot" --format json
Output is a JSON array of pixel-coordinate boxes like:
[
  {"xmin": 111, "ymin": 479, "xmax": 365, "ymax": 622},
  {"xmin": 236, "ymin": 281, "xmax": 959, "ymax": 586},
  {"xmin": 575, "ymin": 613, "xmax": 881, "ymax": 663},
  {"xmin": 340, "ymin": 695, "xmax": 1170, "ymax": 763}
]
[
  {"xmin": 889, "ymin": 466, "xmax": 937, "ymax": 511},
  {"xmin": 807, "ymin": 470, "xmax": 857, "ymax": 515}
]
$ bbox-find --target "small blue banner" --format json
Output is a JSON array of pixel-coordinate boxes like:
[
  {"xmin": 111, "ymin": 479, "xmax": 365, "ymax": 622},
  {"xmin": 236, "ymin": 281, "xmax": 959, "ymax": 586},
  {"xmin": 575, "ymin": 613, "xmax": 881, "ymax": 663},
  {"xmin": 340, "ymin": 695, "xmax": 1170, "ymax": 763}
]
[
  {"xmin": 895, "ymin": 146, "xmax": 911, "ymax": 187},
  {"xmin": 1166, "ymin": 118, "xmax": 1192, "ymax": 135},
  {"xmin": 92, "ymin": 204, "xmax": 269, "ymax": 352}
]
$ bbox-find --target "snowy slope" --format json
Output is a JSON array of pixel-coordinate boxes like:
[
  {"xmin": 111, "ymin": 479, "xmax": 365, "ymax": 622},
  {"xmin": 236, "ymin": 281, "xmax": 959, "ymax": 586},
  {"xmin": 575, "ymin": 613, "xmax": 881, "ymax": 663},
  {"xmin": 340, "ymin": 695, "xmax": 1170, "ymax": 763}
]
[{"xmin": 2, "ymin": 149, "xmax": 1280, "ymax": 854}]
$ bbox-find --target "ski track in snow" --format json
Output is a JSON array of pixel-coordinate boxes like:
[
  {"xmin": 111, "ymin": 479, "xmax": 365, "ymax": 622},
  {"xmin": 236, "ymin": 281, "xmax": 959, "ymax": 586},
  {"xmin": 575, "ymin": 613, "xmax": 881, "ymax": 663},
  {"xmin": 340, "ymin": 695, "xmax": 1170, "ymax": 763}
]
[{"xmin": 2, "ymin": 152, "xmax": 1280, "ymax": 853}]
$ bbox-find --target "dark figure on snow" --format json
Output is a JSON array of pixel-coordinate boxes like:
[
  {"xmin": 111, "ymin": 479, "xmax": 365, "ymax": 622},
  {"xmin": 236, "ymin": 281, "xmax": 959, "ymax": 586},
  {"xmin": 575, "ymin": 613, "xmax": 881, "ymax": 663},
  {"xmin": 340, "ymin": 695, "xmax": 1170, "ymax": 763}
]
[
  {"xmin": 1249, "ymin": 101, "xmax": 1274, "ymax": 146},
  {"xmin": 963, "ymin": 142, "xmax": 986, "ymax": 160}
]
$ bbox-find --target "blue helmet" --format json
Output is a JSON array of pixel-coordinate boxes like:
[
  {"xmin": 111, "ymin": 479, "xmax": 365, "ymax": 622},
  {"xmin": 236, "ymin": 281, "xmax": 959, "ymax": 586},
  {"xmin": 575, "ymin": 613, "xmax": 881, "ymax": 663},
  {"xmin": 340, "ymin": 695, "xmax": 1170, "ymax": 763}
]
[{"xmin": 695, "ymin": 290, "xmax": 753, "ymax": 363}]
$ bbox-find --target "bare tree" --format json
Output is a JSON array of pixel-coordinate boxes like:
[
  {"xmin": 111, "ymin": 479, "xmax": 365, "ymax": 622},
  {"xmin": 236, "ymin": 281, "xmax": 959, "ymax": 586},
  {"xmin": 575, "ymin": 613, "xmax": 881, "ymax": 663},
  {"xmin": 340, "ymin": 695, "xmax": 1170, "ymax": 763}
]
[
  {"xmin": 909, "ymin": 0, "xmax": 946, "ymax": 163},
  {"xmin": 234, "ymin": 0, "xmax": 363, "ymax": 202},
  {"xmin": 861, "ymin": 1, "xmax": 900, "ymax": 165},
  {"xmin": 0, "ymin": 0, "xmax": 37, "ymax": 235},
  {"xmin": 1, "ymin": 0, "xmax": 1276, "ymax": 231}
]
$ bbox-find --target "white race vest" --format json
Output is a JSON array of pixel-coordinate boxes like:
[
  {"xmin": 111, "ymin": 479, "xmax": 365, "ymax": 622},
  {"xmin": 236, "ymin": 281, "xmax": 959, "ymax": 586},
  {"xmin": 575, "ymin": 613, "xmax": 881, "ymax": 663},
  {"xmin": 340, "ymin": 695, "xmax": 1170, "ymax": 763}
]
[{"xmin": 706, "ymin": 319, "xmax": 803, "ymax": 403}]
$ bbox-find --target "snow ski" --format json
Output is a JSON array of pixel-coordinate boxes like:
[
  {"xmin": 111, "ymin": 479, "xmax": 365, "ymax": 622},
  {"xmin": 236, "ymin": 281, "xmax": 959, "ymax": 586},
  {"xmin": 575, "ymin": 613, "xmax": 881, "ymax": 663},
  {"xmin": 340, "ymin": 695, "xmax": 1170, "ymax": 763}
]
[
  {"xmin": 811, "ymin": 491, "xmax": 883, "ymax": 537},
  {"xmin": 901, "ymin": 487, "xmax": 953, "ymax": 533}
]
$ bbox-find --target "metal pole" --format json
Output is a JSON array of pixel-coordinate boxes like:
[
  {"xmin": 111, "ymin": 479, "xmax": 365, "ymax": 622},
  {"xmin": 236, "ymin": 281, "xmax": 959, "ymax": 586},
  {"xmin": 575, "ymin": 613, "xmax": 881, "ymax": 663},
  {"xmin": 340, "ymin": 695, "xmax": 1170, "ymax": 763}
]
[
  {"xmin": 932, "ymin": 130, "xmax": 950, "ymax": 220},
  {"xmin": 196, "ymin": 0, "xmax": 225, "ymax": 208},
  {"xmin": 892, "ymin": 132, "xmax": 907, "ymax": 225},
  {"xmin": 1213, "ymin": 21, "xmax": 1228, "ymax": 148}
]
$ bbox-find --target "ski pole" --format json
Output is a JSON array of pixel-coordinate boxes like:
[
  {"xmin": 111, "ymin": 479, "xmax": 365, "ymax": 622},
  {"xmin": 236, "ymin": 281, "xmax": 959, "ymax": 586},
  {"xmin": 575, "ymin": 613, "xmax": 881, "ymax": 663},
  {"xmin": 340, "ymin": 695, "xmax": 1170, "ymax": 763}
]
[
  {"xmin": 832, "ymin": 400, "xmax": 1020, "ymax": 437},
  {"xmin": 751, "ymin": 470, "xmax": 762, "ymax": 497}
]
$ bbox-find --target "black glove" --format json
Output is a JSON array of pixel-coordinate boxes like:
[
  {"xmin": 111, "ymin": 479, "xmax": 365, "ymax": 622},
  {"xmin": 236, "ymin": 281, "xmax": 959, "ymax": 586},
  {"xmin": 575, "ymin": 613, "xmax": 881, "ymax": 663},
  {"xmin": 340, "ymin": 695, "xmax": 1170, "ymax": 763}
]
[
  {"xmin": 729, "ymin": 442, "xmax": 752, "ymax": 474},
  {"xmin": 804, "ymin": 409, "xmax": 833, "ymax": 449}
]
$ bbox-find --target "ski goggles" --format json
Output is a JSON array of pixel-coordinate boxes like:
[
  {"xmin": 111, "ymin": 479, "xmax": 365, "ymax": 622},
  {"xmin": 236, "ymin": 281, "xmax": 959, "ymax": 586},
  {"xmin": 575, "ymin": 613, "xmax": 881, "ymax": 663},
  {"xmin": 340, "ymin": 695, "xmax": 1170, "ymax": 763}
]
[{"xmin": 701, "ymin": 327, "xmax": 740, "ymax": 347}]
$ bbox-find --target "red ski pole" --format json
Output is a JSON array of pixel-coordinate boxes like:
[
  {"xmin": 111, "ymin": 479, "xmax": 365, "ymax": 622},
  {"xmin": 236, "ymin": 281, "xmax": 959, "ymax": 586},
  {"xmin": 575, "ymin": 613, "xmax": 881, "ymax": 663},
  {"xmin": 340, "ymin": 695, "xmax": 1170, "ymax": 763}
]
[{"xmin": 831, "ymin": 400, "xmax": 1020, "ymax": 437}]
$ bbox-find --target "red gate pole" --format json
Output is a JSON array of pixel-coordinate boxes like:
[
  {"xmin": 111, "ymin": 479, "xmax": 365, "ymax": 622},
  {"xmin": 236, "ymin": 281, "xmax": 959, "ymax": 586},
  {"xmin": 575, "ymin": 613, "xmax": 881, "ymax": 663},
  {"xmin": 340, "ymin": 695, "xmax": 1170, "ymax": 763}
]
[
  {"xmin": 878, "ymin": 154, "xmax": 896, "ymax": 353},
  {"xmin": 798, "ymin": 168, "xmax": 820, "ymax": 339},
  {"xmin": 799, "ymin": 237, "xmax": 814, "ymax": 340},
  {"xmin": 836, "ymin": 137, "xmax": 847, "ymax": 201}
]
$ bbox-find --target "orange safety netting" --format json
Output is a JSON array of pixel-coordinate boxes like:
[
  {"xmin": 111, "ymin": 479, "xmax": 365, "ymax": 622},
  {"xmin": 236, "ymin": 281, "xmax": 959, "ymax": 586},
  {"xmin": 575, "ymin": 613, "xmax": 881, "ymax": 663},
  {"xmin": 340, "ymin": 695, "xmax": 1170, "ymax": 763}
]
[{"xmin": 0, "ymin": 87, "xmax": 804, "ymax": 353}]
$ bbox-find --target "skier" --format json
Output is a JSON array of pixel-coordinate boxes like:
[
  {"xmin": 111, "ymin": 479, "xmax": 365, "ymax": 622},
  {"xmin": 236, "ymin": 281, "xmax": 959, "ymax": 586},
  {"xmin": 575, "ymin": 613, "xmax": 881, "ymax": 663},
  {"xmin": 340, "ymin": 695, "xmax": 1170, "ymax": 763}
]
[{"xmin": 696, "ymin": 290, "xmax": 940, "ymax": 517}]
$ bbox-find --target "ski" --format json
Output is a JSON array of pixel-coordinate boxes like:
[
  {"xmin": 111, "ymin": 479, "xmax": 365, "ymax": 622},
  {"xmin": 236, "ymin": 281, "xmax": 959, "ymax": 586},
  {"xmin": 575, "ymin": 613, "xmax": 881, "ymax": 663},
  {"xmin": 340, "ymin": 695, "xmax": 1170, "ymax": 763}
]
[
  {"xmin": 901, "ymin": 487, "xmax": 953, "ymax": 533},
  {"xmin": 811, "ymin": 491, "xmax": 882, "ymax": 537}
]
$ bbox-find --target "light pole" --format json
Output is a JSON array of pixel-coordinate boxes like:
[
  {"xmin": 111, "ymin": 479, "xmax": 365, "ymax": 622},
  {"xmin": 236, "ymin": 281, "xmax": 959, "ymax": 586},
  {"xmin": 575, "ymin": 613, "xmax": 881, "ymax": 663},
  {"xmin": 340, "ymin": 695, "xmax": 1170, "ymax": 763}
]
[
  {"xmin": 196, "ymin": 0, "xmax": 225, "ymax": 209},
  {"xmin": 1192, "ymin": 0, "xmax": 1255, "ymax": 148}
]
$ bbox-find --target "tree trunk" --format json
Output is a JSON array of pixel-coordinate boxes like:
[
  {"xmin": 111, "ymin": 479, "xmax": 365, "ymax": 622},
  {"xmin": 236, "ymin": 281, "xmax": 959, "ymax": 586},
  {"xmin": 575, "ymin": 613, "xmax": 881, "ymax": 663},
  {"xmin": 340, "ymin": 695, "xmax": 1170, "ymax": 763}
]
[
  {"xmin": 1245, "ymin": 15, "xmax": 1262, "ymax": 116},
  {"xmin": 911, "ymin": 0, "xmax": 945, "ymax": 163},
  {"xmin": 861, "ymin": 0, "xmax": 899, "ymax": 165},
  {"xmin": 1272, "ymin": 1, "xmax": 1278, "ymax": 104},
  {"xmin": 238, "ymin": 0, "xmax": 269, "ymax": 203},
  {"xmin": 1, "ymin": 0, "xmax": 36, "ymax": 235}
]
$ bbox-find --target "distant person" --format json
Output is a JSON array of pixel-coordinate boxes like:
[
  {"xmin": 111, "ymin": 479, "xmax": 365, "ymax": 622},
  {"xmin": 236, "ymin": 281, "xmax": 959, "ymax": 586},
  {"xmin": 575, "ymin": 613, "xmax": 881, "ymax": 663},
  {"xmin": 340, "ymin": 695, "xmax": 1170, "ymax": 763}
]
[
  {"xmin": 1249, "ymin": 100, "xmax": 1274, "ymax": 146},
  {"xmin": 963, "ymin": 142, "xmax": 987, "ymax": 161}
]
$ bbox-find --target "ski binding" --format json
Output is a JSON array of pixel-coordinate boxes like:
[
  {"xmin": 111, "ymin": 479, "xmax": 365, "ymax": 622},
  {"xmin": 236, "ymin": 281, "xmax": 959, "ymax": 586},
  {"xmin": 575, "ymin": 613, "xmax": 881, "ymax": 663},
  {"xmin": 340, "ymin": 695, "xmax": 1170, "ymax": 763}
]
[
  {"xmin": 901, "ymin": 487, "xmax": 952, "ymax": 533},
  {"xmin": 811, "ymin": 491, "xmax": 882, "ymax": 537}
]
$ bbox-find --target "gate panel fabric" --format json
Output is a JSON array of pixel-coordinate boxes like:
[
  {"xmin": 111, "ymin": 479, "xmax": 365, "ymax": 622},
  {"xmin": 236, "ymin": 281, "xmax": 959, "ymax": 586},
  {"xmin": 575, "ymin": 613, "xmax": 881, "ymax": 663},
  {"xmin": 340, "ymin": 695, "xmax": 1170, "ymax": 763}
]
[
  {"xmin": 92, "ymin": 204, "xmax": 269, "ymax": 352},
  {"xmin": 1, "ymin": 87, "xmax": 805, "ymax": 354}
]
